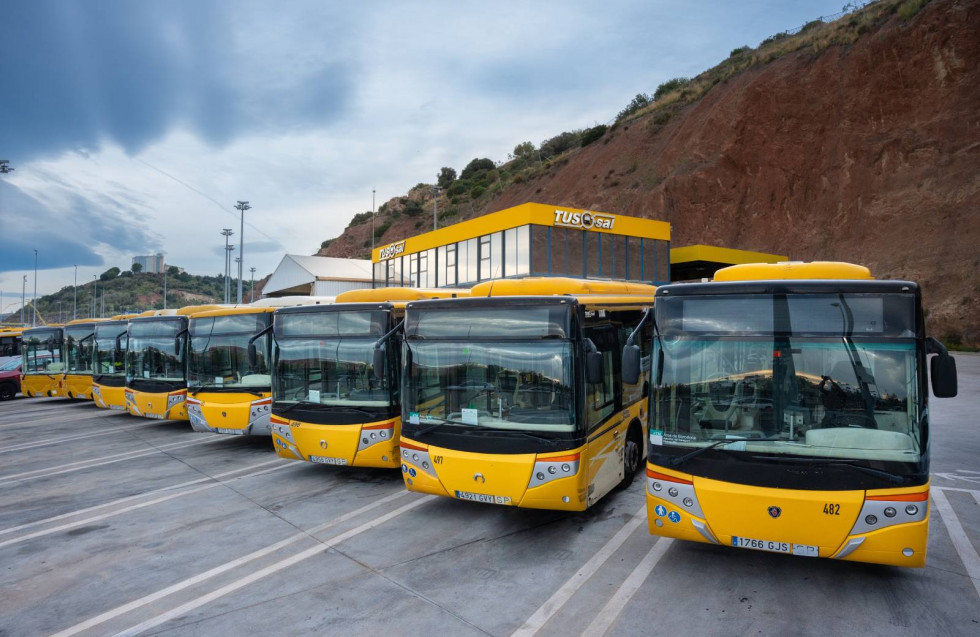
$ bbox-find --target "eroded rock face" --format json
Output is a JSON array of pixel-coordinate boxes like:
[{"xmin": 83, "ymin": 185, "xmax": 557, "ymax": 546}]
[{"xmin": 323, "ymin": 0, "xmax": 980, "ymax": 345}]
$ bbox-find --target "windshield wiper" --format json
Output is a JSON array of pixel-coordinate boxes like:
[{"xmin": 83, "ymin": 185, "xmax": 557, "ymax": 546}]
[
  {"xmin": 278, "ymin": 400, "xmax": 323, "ymax": 414},
  {"xmin": 669, "ymin": 437, "xmax": 751, "ymax": 468},
  {"xmin": 748, "ymin": 455, "xmax": 905, "ymax": 485},
  {"xmin": 328, "ymin": 406, "xmax": 381, "ymax": 418},
  {"xmin": 475, "ymin": 429, "xmax": 561, "ymax": 446}
]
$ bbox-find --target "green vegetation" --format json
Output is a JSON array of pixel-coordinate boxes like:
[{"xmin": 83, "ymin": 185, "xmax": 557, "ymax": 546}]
[
  {"xmin": 437, "ymin": 167, "xmax": 457, "ymax": 188},
  {"xmin": 460, "ymin": 158, "xmax": 495, "ymax": 180},
  {"xmin": 6, "ymin": 267, "xmax": 230, "ymax": 323},
  {"xmin": 897, "ymin": 0, "xmax": 928, "ymax": 21},
  {"xmin": 580, "ymin": 125, "xmax": 607, "ymax": 147},
  {"xmin": 346, "ymin": 210, "xmax": 374, "ymax": 227},
  {"xmin": 616, "ymin": 93, "xmax": 651, "ymax": 122},
  {"xmin": 653, "ymin": 78, "xmax": 689, "ymax": 100}
]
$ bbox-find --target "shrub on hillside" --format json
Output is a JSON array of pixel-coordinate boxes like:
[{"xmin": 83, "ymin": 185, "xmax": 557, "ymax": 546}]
[
  {"xmin": 539, "ymin": 130, "xmax": 581, "ymax": 159},
  {"xmin": 461, "ymin": 158, "xmax": 495, "ymax": 180},
  {"xmin": 654, "ymin": 78, "xmax": 689, "ymax": 100},
  {"xmin": 616, "ymin": 93, "xmax": 651, "ymax": 122},
  {"xmin": 580, "ymin": 125, "xmax": 608, "ymax": 147}
]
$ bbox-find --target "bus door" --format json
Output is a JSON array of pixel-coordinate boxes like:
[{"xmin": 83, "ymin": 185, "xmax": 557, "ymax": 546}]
[{"xmin": 585, "ymin": 322, "xmax": 622, "ymax": 505}]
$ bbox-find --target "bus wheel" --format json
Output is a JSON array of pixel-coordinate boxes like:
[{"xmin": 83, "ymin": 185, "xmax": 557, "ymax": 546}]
[
  {"xmin": 618, "ymin": 427, "xmax": 642, "ymax": 489},
  {"xmin": 0, "ymin": 383, "xmax": 14, "ymax": 401}
]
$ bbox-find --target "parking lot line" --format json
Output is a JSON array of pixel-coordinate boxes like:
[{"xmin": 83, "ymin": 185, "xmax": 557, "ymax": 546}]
[
  {"xmin": 581, "ymin": 538, "xmax": 673, "ymax": 637},
  {"xmin": 511, "ymin": 504, "xmax": 647, "ymax": 637},
  {"xmin": 0, "ymin": 457, "xmax": 285, "ymax": 537},
  {"xmin": 0, "ymin": 436, "xmax": 225, "ymax": 486},
  {"xmin": 0, "ymin": 422, "xmax": 156, "ymax": 454},
  {"xmin": 931, "ymin": 488, "xmax": 980, "ymax": 601},
  {"xmin": 0, "ymin": 462, "xmax": 294, "ymax": 550},
  {"xmin": 52, "ymin": 490, "xmax": 421, "ymax": 637}
]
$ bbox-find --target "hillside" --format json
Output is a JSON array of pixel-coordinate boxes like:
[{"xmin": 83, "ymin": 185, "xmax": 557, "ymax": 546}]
[
  {"xmin": 1, "ymin": 267, "xmax": 243, "ymax": 325},
  {"xmin": 319, "ymin": 0, "xmax": 980, "ymax": 347}
]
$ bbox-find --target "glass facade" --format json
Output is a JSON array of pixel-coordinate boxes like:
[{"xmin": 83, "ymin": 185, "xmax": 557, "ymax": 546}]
[{"xmin": 373, "ymin": 223, "xmax": 669, "ymax": 288}]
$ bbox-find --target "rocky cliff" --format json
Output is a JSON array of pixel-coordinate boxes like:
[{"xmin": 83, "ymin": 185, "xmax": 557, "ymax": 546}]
[{"xmin": 321, "ymin": 0, "xmax": 980, "ymax": 346}]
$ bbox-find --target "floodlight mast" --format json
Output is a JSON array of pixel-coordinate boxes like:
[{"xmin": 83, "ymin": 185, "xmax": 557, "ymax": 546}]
[{"xmin": 235, "ymin": 201, "xmax": 250, "ymax": 304}]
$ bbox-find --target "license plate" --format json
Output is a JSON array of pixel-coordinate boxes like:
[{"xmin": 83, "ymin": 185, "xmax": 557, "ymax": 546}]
[
  {"xmin": 309, "ymin": 455, "xmax": 348, "ymax": 465},
  {"xmin": 108, "ymin": 405, "xmax": 125, "ymax": 411},
  {"xmin": 732, "ymin": 536, "xmax": 819, "ymax": 557},
  {"xmin": 454, "ymin": 490, "xmax": 512, "ymax": 505},
  {"xmin": 144, "ymin": 413, "xmax": 164, "ymax": 420},
  {"xmin": 217, "ymin": 428, "xmax": 245, "ymax": 435}
]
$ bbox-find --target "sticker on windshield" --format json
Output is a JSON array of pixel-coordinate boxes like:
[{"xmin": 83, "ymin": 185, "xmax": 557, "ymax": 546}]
[
  {"xmin": 664, "ymin": 432, "xmax": 697, "ymax": 443},
  {"xmin": 461, "ymin": 408, "xmax": 478, "ymax": 425},
  {"xmin": 409, "ymin": 412, "xmax": 420, "ymax": 425},
  {"xmin": 308, "ymin": 389, "xmax": 321, "ymax": 402},
  {"xmin": 215, "ymin": 376, "xmax": 223, "ymax": 386},
  {"xmin": 650, "ymin": 429, "xmax": 664, "ymax": 446}
]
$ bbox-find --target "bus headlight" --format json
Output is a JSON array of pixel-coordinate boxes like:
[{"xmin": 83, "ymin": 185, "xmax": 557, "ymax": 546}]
[
  {"xmin": 846, "ymin": 492, "xmax": 928, "ymax": 537},
  {"xmin": 883, "ymin": 507, "xmax": 897, "ymax": 518},
  {"xmin": 905, "ymin": 504, "xmax": 919, "ymax": 516},
  {"xmin": 528, "ymin": 454, "xmax": 580, "ymax": 488}
]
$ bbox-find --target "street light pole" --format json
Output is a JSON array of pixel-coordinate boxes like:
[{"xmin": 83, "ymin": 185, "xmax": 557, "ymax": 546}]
[
  {"xmin": 21, "ymin": 276, "xmax": 26, "ymax": 325},
  {"xmin": 235, "ymin": 201, "xmax": 250, "ymax": 304},
  {"xmin": 371, "ymin": 188, "xmax": 376, "ymax": 251},
  {"xmin": 432, "ymin": 186, "xmax": 441, "ymax": 231},
  {"xmin": 32, "ymin": 249, "xmax": 37, "ymax": 326},
  {"xmin": 249, "ymin": 267, "xmax": 256, "ymax": 303},
  {"xmin": 163, "ymin": 266, "xmax": 168, "ymax": 310},
  {"xmin": 73, "ymin": 265, "xmax": 77, "ymax": 320},
  {"xmin": 92, "ymin": 275, "xmax": 97, "ymax": 319},
  {"xmin": 221, "ymin": 228, "xmax": 234, "ymax": 304}
]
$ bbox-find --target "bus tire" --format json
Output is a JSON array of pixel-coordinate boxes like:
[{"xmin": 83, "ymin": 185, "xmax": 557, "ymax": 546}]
[
  {"xmin": 0, "ymin": 383, "xmax": 15, "ymax": 401},
  {"xmin": 618, "ymin": 425, "xmax": 643, "ymax": 490}
]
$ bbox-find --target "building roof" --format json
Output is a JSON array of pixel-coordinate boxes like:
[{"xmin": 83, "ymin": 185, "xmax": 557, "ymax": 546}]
[
  {"xmin": 263, "ymin": 255, "xmax": 373, "ymax": 297},
  {"xmin": 670, "ymin": 244, "xmax": 789, "ymax": 282}
]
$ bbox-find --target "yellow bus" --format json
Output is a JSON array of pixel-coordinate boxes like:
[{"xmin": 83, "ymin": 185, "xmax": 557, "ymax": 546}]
[
  {"xmin": 125, "ymin": 306, "xmax": 225, "ymax": 420},
  {"xmin": 0, "ymin": 327, "xmax": 23, "ymax": 359},
  {"xmin": 621, "ymin": 261, "xmax": 958, "ymax": 567},
  {"xmin": 20, "ymin": 325, "xmax": 66, "ymax": 398},
  {"xmin": 269, "ymin": 288, "xmax": 463, "ymax": 467},
  {"xmin": 62, "ymin": 319, "xmax": 103, "ymax": 400},
  {"xmin": 398, "ymin": 277, "xmax": 656, "ymax": 511},
  {"xmin": 92, "ymin": 315, "xmax": 136, "ymax": 410},
  {"xmin": 186, "ymin": 306, "xmax": 276, "ymax": 435}
]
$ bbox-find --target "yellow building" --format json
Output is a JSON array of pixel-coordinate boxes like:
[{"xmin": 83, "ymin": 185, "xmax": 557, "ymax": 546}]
[{"xmin": 371, "ymin": 202, "xmax": 672, "ymax": 288}]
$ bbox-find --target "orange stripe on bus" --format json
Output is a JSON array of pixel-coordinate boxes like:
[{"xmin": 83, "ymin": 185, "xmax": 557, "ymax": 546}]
[
  {"xmin": 363, "ymin": 422, "xmax": 395, "ymax": 430},
  {"xmin": 646, "ymin": 469, "xmax": 693, "ymax": 484},
  {"xmin": 400, "ymin": 441, "xmax": 427, "ymax": 451},
  {"xmin": 867, "ymin": 491, "xmax": 929, "ymax": 502},
  {"xmin": 539, "ymin": 454, "xmax": 581, "ymax": 463}
]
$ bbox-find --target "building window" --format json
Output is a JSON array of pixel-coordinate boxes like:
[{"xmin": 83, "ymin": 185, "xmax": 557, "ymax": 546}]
[
  {"xmin": 585, "ymin": 232, "xmax": 600, "ymax": 278},
  {"xmin": 445, "ymin": 244, "xmax": 457, "ymax": 287},
  {"xmin": 465, "ymin": 238, "xmax": 478, "ymax": 284},
  {"xmin": 567, "ymin": 229, "xmax": 584, "ymax": 278},
  {"xmin": 418, "ymin": 251, "xmax": 428, "ymax": 288},
  {"xmin": 409, "ymin": 253, "xmax": 419, "ymax": 287},
  {"xmin": 479, "ymin": 235, "xmax": 491, "ymax": 281},
  {"xmin": 627, "ymin": 237, "xmax": 642, "ymax": 281},
  {"xmin": 489, "ymin": 232, "xmax": 502, "ymax": 280},
  {"xmin": 516, "ymin": 225, "xmax": 530, "ymax": 275}
]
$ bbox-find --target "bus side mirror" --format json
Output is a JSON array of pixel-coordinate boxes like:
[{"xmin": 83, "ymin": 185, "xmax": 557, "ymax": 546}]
[
  {"xmin": 373, "ymin": 345, "xmax": 386, "ymax": 380},
  {"xmin": 247, "ymin": 343, "xmax": 257, "ymax": 368},
  {"xmin": 930, "ymin": 353, "xmax": 958, "ymax": 398},
  {"xmin": 586, "ymin": 351, "xmax": 603, "ymax": 385},
  {"xmin": 174, "ymin": 335, "xmax": 183, "ymax": 356},
  {"xmin": 622, "ymin": 345, "xmax": 641, "ymax": 385},
  {"xmin": 926, "ymin": 337, "xmax": 957, "ymax": 398}
]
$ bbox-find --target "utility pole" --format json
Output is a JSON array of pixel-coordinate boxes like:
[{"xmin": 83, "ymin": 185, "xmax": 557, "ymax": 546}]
[
  {"xmin": 371, "ymin": 188, "xmax": 376, "ymax": 251},
  {"xmin": 92, "ymin": 275, "xmax": 97, "ymax": 319},
  {"xmin": 234, "ymin": 257, "xmax": 241, "ymax": 304},
  {"xmin": 235, "ymin": 201, "xmax": 250, "ymax": 304},
  {"xmin": 432, "ymin": 186, "xmax": 441, "ymax": 231},
  {"xmin": 249, "ymin": 267, "xmax": 256, "ymax": 303},
  {"xmin": 32, "ymin": 249, "xmax": 37, "ymax": 326},
  {"xmin": 73, "ymin": 265, "xmax": 78, "ymax": 320},
  {"xmin": 21, "ymin": 276, "xmax": 26, "ymax": 325},
  {"xmin": 221, "ymin": 228, "xmax": 234, "ymax": 304},
  {"xmin": 163, "ymin": 266, "xmax": 168, "ymax": 310}
]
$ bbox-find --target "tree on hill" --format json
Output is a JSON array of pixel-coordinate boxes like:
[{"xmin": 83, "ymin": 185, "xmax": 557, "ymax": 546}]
[
  {"xmin": 131, "ymin": 262, "xmax": 143, "ymax": 273},
  {"xmin": 100, "ymin": 267, "xmax": 120, "ymax": 281},
  {"xmin": 461, "ymin": 158, "xmax": 495, "ymax": 180},
  {"xmin": 437, "ymin": 167, "xmax": 457, "ymax": 188}
]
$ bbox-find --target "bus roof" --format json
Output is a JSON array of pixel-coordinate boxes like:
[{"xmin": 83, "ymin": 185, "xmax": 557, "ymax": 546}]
[
  {"xmin": 190, "ymin": 306, "xmax": 277, "ymax": 319},
  {"xmin": 247, "ymin": 296, "xmax": 335, "ymax": 307},
  {"xmin": 335, "ymin": 287, "xmax": 470, "ymax": 304},
  {"xmin": 65, "ymin": 318, "xmax": 105, "ymax": 327},
  {"xmin": 469, "ymin": 277, "xmax": 658, "ymax": 298},
  {"xmin": 714, "ymin": 261, "xmax": 873, "ymax": 282}
]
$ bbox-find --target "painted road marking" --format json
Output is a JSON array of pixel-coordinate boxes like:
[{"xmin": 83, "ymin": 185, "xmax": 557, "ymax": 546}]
[
  {"xmin": 932, "ymin": 488, "xmax": 980, "ymax": 601},
  {"xmin": 52, "ymin": 490, "xmax": 421, "ymax": 637},
  {"xmin": 511, "ymin": 504, "xmax": 647, "ymax": 637},
  {"xmin": 581, "ymin": 538, "xmax": 673, "ymax": 636},
  {"xmin": 0, "ymin": 422, "xmax": 156, "ymax": 454},
  {"xmin": 0, "ymin": 462, "xmax": 294, "ymax": 550},
  {"xmin": 0, "ymin": 436, "xmax": 225, "ymax": 486}
]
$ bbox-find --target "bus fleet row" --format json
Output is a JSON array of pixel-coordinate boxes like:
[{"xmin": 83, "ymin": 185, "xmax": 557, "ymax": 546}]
[{"xmin": 11, "ymin": 262, "xmax": 958, "ymax": 568}]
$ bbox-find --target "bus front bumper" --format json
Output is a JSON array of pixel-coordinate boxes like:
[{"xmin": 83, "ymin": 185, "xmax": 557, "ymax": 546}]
[
  {"xmin": 125, "ymin": 389, "xmax": 188, "ymax": 421},
  {"xmin": 187, "ymin": 395, "xmax": 273, "ymax": 436},
  {"xmin": 270, "ymin": 416, "xmax": 400, "ymax": 468}
]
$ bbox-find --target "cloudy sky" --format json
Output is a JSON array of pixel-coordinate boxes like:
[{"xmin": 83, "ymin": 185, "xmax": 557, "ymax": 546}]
[{"xmin": 0, "ymin": 0, "xmax": 844, "ymax": 311}]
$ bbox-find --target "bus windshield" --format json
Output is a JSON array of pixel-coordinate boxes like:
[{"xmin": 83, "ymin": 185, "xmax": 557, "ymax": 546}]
[
  {"xmin": 654, "ymin": 293, "xmax": 921, "ymax": 464},
  {"xmin": 126, "ymin": 320, "xmax": 185, "ymax": 383},
  {"xmin": 94, "ymin": 323, "xmax": 127, "ymax": 379},
  {"xmin": 65, "ymin": 326, "xmax": 95, "ymax": 374},
  {"xmin": 188, "ymin": 314, "xmax": 271, "ymax": 390},
  {"xmin": 404, "ymin": 340, "xmax": 575, "ymax": 433},
  {"xmin": 275, "ymin": 337, "xmax": 392, "ymax": 408},
  {"xmin": 22, "ymin": 330, "xmax": 63, "ymax": 375}
]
